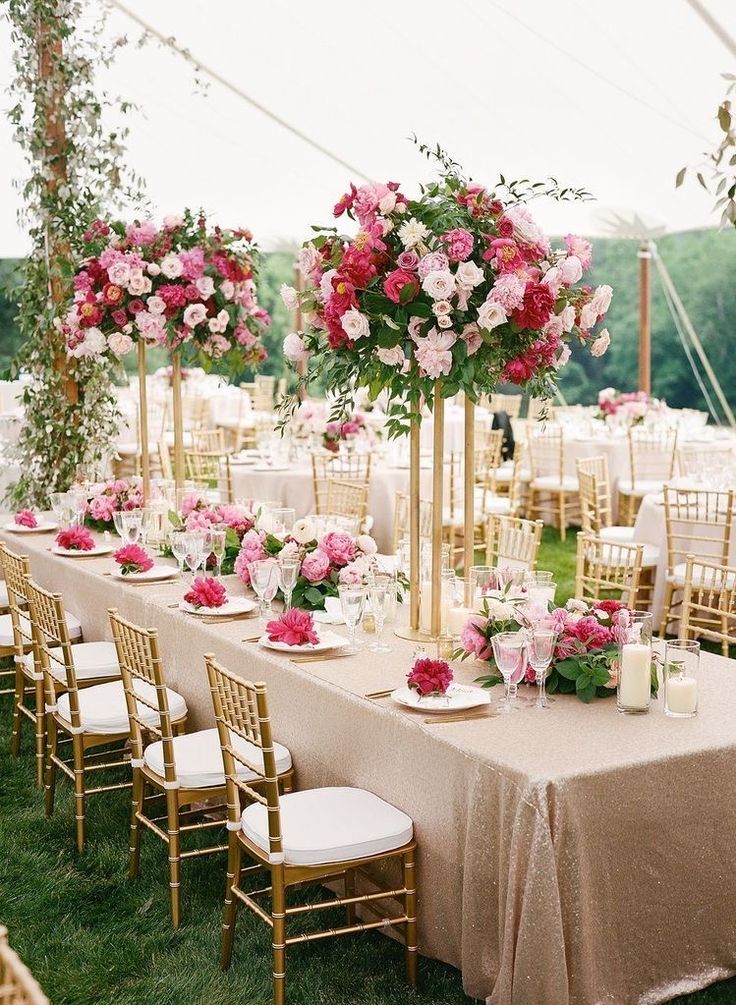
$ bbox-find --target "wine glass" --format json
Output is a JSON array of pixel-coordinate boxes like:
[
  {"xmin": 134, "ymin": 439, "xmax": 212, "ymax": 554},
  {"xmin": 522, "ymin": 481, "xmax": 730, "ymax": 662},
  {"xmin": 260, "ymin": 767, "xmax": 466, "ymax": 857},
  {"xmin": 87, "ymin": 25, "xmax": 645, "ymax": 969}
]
[
  {"xmin": 491, "ymin": 631, "xmax": 527, "ymax": 713},
  {"xmin": 368, "ymin": 574, "xmax": 392, "ymax": 654},
  {"xmin": 210, "ymin": 527, "xmax": 227, "ymax": 578},
  {"xmin": 249, "ymin": 559, "xmax": 280, "ymax": 621},
  {"xmin": 183, "ymin": 532, "xmax": 205, "ymax": 583},
  {"xmin": 338, "ymin": 585, "xmax": 365, "ymax": 655},
  {"xmin": 112, "ymin": 510, "xmax": 125, "ymax": 538},
  {"xmin": 169, "ymin": 528, "xmax": 188, "ymax": 578},
  {"xmin": 278, "ymin": 556, "xmax": 300, "ymax": 611},
  {"xmin": 527, "ymin": 628, "xmax": 557, "ymax": 710}
]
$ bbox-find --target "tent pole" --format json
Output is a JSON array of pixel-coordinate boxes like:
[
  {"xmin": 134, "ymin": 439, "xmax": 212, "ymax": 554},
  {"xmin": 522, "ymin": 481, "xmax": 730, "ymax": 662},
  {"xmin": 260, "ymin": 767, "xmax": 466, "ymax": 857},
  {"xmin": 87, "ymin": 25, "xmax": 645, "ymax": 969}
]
[{"xmin": 638, "ymin": 241, "xmax": 652, "ymax": 395}]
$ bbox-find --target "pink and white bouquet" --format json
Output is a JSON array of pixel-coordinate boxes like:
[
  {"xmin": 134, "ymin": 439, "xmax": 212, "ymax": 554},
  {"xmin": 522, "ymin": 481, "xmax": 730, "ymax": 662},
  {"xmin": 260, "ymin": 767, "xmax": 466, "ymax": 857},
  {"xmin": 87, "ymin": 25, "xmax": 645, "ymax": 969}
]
[
  {"xmin": 596, "ymin": 388, "xmax": 665, "ymax": 428},
  {"xmin": 113, "ymin": 543, "xmax": 154, "ymax": 576},
  {"xmin": 234, "ymin": 520, "xmax": 379, "ymax": 610},
  {"xmin": 183, "ymin": 575, "xmax": 228, "ymax": 610},
  {"xmin": 282, "ymin": 147, "xmax": 612, "ymax": 432},
  {"xmin": 172, "ymin": 493, "xmax": 257, "ymax": 575},
  {"xmin": 59, "ymin": 211, "xmax": 270, "ymax": 374},
  {"xmin": 85, "ymin": 478, "xmax": 144, "ymax": 531}
]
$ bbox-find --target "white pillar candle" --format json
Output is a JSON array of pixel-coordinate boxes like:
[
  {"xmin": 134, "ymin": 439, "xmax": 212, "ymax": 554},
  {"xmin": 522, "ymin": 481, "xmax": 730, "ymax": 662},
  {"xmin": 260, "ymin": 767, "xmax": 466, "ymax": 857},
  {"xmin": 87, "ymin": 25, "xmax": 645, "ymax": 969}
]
[
  {"xmin": 667, "ymin": 676, "xmax": 698, "ymax": 715},
  {"xmin": 419, "ymin": 580, "xmax": 433, "ymax": 634},
  {"xmin": 446, "ymin": 605, "xmax": 476, "ymax": 638},
  {"xmin": 619, "ymin": 643, "xmax": 651, "ymax": 709}
]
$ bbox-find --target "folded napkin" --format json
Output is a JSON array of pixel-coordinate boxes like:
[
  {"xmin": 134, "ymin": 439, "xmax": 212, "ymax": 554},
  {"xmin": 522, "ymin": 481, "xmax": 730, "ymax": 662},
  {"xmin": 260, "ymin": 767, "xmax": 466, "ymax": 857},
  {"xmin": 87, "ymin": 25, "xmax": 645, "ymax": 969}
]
[{"xmin": 313, "ymin": 597, "xmax": 344, "ymax": 625}]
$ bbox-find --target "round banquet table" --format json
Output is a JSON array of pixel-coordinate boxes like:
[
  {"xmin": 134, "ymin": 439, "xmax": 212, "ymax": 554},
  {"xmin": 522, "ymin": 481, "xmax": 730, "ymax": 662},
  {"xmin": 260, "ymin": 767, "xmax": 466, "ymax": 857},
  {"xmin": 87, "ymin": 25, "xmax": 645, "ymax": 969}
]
[{"xmin": 230, "ymin": 459, "xmax": 435, "ymax": 552}]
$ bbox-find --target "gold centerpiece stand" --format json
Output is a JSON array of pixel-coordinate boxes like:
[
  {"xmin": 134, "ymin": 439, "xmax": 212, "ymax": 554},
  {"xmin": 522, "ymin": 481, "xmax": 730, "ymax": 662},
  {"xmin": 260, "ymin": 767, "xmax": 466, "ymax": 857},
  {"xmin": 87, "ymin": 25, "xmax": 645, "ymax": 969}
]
[{"xmin": 137, "ymin": 347, "xmax": 186, "ymax": 500}]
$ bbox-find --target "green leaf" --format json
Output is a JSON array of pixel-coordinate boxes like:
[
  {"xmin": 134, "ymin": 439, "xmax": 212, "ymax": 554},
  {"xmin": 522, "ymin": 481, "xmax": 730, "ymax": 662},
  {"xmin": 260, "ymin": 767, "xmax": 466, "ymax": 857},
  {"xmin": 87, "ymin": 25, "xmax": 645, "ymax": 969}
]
[
  {"xmin": 576, "ymin": 675, "xmax": 596, "ymax": 703},
  {"xmin": 407, "ymin": 301, "xmax": 432, "ymax": 318},
  {"xmin": 377, "ymin": 327, "xmax": 402, "ymax": 349},
  {"xmin": 304, "ymin": 586, "xmax": 326, "ymax": 608},
  {"xmin": 554, "ymin": 658, "xmax": 580, "ymax": 681},
  {"xmin": 675, "ymin": 166, "xmax": 687, "ymax": 188}
]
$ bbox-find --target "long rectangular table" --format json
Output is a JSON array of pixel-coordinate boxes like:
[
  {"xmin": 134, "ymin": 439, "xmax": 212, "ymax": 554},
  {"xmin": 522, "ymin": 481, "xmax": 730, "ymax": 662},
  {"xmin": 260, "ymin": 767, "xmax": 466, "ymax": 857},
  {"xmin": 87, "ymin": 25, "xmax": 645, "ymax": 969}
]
[{"xmin": 4, "ymin": 522, "xmax": 736, "ymax": 1005}]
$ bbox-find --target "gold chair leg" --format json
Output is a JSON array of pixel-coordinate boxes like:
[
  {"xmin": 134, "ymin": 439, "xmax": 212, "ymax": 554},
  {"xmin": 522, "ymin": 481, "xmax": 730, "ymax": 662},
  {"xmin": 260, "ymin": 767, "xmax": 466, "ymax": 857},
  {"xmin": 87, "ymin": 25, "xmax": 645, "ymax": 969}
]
[
  {"xmin": 221, "ymin": 835, "xmax": 241, "ymax": 969},
  {"xmin": 128, "ymin": 770, "xmax": 144, "ymax": 879},
  {"xmin": 344, "ymin": 868, "xmax": 356, "ymax": 926},
  {"xmin": 10, "ymin": 667, "xmax": 23, "ymax": 757},
  {"xmin": 44, "ymin": 716, "xmax": 58, "ymax": 817},
  {"xmin": 403, "ymin": 848, "xmax": 418, "ymax": 988},
  {"xmin": 271, "ymin": 864, "xmax": 287, "ymax": 1005},
  {"xmin": 559, "ymin": 493, "xmax": 566, "ymax": 542},
  {"xmin": 166, "ymin": 790, "xmax": 182, "ymax": 927},
  {"xmin": 34, "ymin": 679, "xmax": 46, "ymax": 788},
  {"xmin": 72, "ymin": 735, "xmax": 87, "ymax": 853}
]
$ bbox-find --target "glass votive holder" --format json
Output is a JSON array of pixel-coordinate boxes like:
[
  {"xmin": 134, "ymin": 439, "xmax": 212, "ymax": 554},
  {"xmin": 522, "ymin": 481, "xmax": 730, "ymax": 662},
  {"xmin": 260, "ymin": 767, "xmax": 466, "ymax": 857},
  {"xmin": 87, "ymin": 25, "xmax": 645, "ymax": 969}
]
[
  {"xmin": 616, "ymin": 611, "xmax": 653, "ymax": 714},
  {"xmin": 664, "ymin": 639, "xmax": 699, "ymax": 718},
  {"xmin": 470, "ymin": 565, "xmax": 494, "ymax": 602}
]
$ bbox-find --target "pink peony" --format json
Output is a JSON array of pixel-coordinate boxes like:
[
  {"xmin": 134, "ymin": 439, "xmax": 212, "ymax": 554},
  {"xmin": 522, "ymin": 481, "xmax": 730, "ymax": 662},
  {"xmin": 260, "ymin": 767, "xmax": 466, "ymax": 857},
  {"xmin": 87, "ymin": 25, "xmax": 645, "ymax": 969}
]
[
  {"xmin": 319, "ymin": 532, "xmax": 356, "ymax": 567},
  {"xmin": 88, "ymin": 494, "xmax": 117, "ymax": 523},
  {"xmin": 414, "ymin": 327, "xmax": 456, "ymax": 379},
  {"xmin": 113, "ymin": 543, "xmax": 154, "ymax": 575},
  {"xmin": 417, "ymin": 251, "xmax": 450, "ymax": 279},
  {"xmin": 460, "ymin": 615, "xmax": 492, "ymax": 661},
  {"xmin": 441, "ymin": 228, "xmax": 474, "ymax": 262},
  {"xmin": 407, "ymin": 657, "xmax": 454, "ymax": 696},
  {"xmin": 564, "ymin": 234, "xmax": 593, "ymax": 270},
  {"xmin": 56, "ymin": 526, "xmax": 95, "ymax": 551},
  {"xmin": 266, "ymin": 608, "xmax": 319, "ymax": 647},
  {"xmin": 14, "ymin": 510, "xmax": 38, "ymax": 529},
  {"xmin": 234, "ymin": 529, "xmax": 267, "ymax": 585},
  {"xmin": 184, "ymin": 575, "xmax": 227, "ymax": 609},
  {"xmin": 301, "ymin": 548, "xmax": 332, "ymax": 582},
  {"xmin": 572, "ymin": 616, "xmax": 612, "ymax": 650}
]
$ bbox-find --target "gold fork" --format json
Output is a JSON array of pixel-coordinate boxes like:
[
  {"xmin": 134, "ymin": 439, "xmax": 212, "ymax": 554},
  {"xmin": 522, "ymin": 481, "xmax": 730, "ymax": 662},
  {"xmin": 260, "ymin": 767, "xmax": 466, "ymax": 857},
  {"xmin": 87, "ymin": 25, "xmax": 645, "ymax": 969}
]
[{"xmin": 424, "ymin": 711, "xmax": 495, "ymax": 724}]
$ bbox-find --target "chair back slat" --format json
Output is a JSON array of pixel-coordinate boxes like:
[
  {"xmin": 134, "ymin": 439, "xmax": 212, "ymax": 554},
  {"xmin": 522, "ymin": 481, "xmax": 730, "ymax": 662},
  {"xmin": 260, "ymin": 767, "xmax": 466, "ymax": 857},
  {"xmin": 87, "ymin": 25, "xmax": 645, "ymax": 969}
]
[
  {"xmin": 0, "ymin": 542, "xmax": 34, "ymax": 659},
  {"xmin": 485, "ymin": 516, "xmax": 543, "ymax": 570},
  {"xmin": 324, "ymin": 479, "xmax": 368, "ymax": 531},
  {"xmin": 528, "ymin": 424, "xmax": 564, "ymax": 482},
  {"xmin": 24, "ymin": 578, "xmax": 79, "ymax": 724},
  {"xmin": 575, "ymin": 532, "xmax": 643, "ymax": 605},
  {"xmin": 628, "ymin": 428, "xmax": 677, "ymax": 486},
  {"xmin": 576, "ymin": 456, "xmax": 612, "ymax": 535},
  {"xmin": 0, "ymin": 926, "xmax": 49, "ymax": 1005},
  {"xmin": 681, "ymin": 556, "xmax": 736, "ymax": 651},
  {"xmin": 663, "ymin": 487, "xmax": 735, "ymax": 573},
  {"xmin": 312, "ymin": 453, "xmax": 371, "ymax": 515},
  {"xmin": 393, "ymin": 494, "xmax": 432, "ymax": 552}
]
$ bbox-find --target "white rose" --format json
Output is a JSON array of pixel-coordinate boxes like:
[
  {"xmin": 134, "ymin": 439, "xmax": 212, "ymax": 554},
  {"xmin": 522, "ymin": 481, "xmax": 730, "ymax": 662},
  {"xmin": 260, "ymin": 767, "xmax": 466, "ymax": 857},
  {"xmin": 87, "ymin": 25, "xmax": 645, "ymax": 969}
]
[
  {"xmin": 580, "ymin": 302, "xmax": 598, "ymax": 330},
  {"xmin": 297, "ymin": 243, "xmax": 321, "ymax": 277},
  {"xmin": 183, "ymin": 303, "xmax": 207, "ymax": 327},
  {"xmin": 160, "ymin": 253, "xmax": 183, "ymax": 279},
  {"xmin": 80, "ymin": 327, "xmax": 106, "ymax": 357},
  {"xmin": 127, "ymin": 269, "xmax": 147, "ymax": 296},
  {"xmin": 590, "ymin": 284, "xmax": 613, "ymax": 315},
  {"xmin": 486, "ymin": 598, "xmax": 516, "ymax": 621},
  {"xmin": 291, "ymin": 518, "xmax": 316, "ymax": 545},
  {"xmin": 107, "ymin": 261, "xmax": 131, "ymax": 286},
  {"xmin": 378, "ymin": 191, "xmax": 397, "ymax": 214},
  {"xmin": 146, "ymin": 262, "xmax": 161, "ymax": 277},
  {"xmin": 560, "ymin": 304, "xmax": 576, "ymax": 332},
  {"xmin": 108, "ymin": 332, "xmax": 134, "ymax": 357},
  {"xmin": 504, "ymin": 205, "xmax": 544, "ymax": 246},
  {"xmin": 220, "ymin": 279, "xmax": 235, "ymax": 300},
  {"xmin": 437, "ymin": 314, "xmax": 453, "ymax": 329},
  {"xmin": 541, "ymin": 267, "xmax": 562, "ymax": 297},
  {"xmin": 376, "ymin": 345, "xmax": 405, "ymax": 366},
  {"xmin": 319, "ymin": 268, "xmax": 337, "ymax": 304},
  {"xmin": 147, "ymin": 295, "xmax": 166, "ymax": 315},
  {"xmin": 280, "ymin": 284, "xmax": 299, "ymax": 311},
  {"xmin": 422, "ymin": 269, "xmax": 456, "ymax": 301},
  {"xmin": 432, "ymin": 300, "xmax": 452, "ymax": 316},
  {"xmin": 196, "ymin": 276, "xmax": 215, "ymax": 298},
  {"xmin": 397, "ymin": 217, "xmax": 430, "ymax": 249},
  {"xmin": 455, "ymin": 260, "xmax": 485, "ymax": 289},
  {"xmin": 340, "ymin": 309, "xmax": 370, "ymax": 340},
  {"xmin": 477, "ymin": 299, "xmax": 507, "ymax": 331},
  {"xmin": 279, "ymin": 540, "xmax": 300, "ymax": 559},
  {"xmin": 283, "ymin": 332, "xmax": 309, "ymax": 363},
  {"xmin": 543, "ymin": 315, "xmax": 564, "ymax": 340},
  {"xmin": 355, "ymin": 534, "xmax": 377, "ymax": 555},
  {"xmin": 590, "ymin": 328, "xmax": 611, "ymax": 358},
  {"xmin": 559, "ymin": 255, "xmax": 583, "ymax": 285}
]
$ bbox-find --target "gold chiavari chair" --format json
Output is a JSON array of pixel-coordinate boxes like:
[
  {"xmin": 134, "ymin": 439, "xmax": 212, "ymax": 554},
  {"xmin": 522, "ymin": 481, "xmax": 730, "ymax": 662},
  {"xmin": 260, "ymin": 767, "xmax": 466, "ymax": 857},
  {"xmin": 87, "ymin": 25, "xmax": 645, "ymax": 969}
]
[
  {"xmin": 576, "ymin": 456, "xmax": 636, "ymax": 542},
  {"xmin": 324, "ymin": 479, "xmax": 369, "ymax": 534},
  {"xmin": 393, "ymin": 493, "xmax": 433, "ymax": 553},
  {"xmin": 677, "ymin": 441, "xmax": 734, "ymax": 478},
  {"xmin": 205, "ymin": 654, "xmax": 417, "ymax": 1005},
  {"xmin": 182, "ymin": 395, "xmax": 210, "ymax": 431},
  {"xmin": 190, "ymin": 428, "xmax": 228, "ymax": 454},
  {"xmin": 527, "ymin": 424, "xmax": 579, "ymax": 540},
  {"xmin": 487, "ymin": 392, "xmax": 523, "ymax": 418},
  {"xmin": 574, "ymin": 532, "xmax": 644, "ymax": 607},
  {"xmin": 660, "ymin": 487, "xmax": 736, "ymax": 638},
  {"xmin": 157, "ymin": 438, "xmax": 174, "ymax": 482},
  {"xmin": 311, "ymin": 453, "xmax": 372, "ymax": 516},
  {"xmin": 680, "ymin": 556, "xmax": 736, "ymax": 657},
  {"xmin": 618, "ymin": 427, "xmax": 678, "ymax": 526},
  {"xmin": 0, "ymin": 926, "xmax": 49, "ymax": 1005},
  {"xmin": 1, "ymin": 542, "xmax": 85, "ymax": 787},
  {"xmin": 184, "ymin": 450, "xmax": 234, "ymax": 503},
  {"xmin": 484, "ymin": 515, "xmax": 543, "ymax": 571},
  {"xmin": 526, "ymin": 397, "xmax": 549, "ymax": 423},
  {"xmin": 24, "ymin": 578, "xmax": 135, "ymax": 852},
  {"xmin": 108, "ymin": 610, "xmax": 292, "ymax": 927}
]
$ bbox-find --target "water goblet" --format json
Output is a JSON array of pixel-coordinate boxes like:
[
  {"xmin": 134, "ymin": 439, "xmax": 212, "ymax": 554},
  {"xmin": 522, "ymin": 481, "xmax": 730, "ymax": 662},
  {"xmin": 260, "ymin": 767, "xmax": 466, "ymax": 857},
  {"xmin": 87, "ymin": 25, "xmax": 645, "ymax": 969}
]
[
  {"xmin": 169, "ymin": 528, "xmax": 188, "ymax": 578},
  {"xmin": 210, "ymin": 527, "xmax": 227, "ymax": 578},
  {"xmin": 249, "ymin": 559, "xmax": 280, "ymax": 621},
  {"xmin": 490, "ymin": 632, "xmax": 527, "ymax": 713},
  {"xmin": 527, "ymin": 628, "xmax": 557, "ymax": 710},
  {"xmin": 368, "ymin": 575, "xmax": 392, "ymax": 654},
  {"xmin": 338, "ymin": 584, "xmax": 365, "ymax": 655},
  {"xmin": 183, "ymin": 532, "xmax": 205, "ymax": 583},
  {"xmin": 278, "ymin": 556, "xmax": 300, "ymax": 611}
]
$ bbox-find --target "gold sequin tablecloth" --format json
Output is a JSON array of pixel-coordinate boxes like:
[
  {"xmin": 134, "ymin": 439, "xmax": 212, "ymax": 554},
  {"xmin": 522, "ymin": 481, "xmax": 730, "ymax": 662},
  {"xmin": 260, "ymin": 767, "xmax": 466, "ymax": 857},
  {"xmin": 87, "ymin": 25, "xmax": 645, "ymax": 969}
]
[{"xmin": 4, "ymin": 523, "xmax": 736, "ymax": 1005}]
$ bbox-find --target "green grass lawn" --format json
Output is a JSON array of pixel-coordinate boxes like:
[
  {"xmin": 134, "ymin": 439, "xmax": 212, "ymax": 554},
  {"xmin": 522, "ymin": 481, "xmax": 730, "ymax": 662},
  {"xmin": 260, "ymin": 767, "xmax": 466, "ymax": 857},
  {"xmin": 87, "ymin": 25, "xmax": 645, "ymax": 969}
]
[{"xmin": 2, "ymin": 533, "xmax": 736, "ymax": 1004}]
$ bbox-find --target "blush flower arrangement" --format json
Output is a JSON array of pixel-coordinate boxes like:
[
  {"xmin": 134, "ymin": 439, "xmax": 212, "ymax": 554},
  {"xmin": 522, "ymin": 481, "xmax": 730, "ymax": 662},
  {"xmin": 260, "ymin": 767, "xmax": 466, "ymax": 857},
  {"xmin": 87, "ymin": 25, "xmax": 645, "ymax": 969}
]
[
  {"xmin": 168, "ymin": 494, "xmax": 258, "ymax": 574},
  {"xmin": 55, "ymin": 526, "xmax": 95, "ymax": 551},
  {"xmin": 58, "ymin": 210, "xmax": 270, "ymax": 376},
  {"xmin": 266, "ymin": 608, "xmax": 320, "ymax": 647},
  {"xmin": 595, "ymin": 387, "xmax": 666, "ymax": 428},
  {"xmin": 322, "ymin": 413, "xmax": 367, "ymax": 453},
  {"xmin": 407, "ymin": 657, "xmax": 454, "ymax": 697},
  {"xmin": 459, "ymin": 598, "xmax": 658, "ymax": 703},
  {"xmin": 183, "ymin": 575, "xmax": 228, "ymax": 610},
  {"xmin": 85, "ymin": 478, "xmax": 144, "ymax": 531},
  {"xmin": 281, "ymin": 142, "xmax": 611, "ymax": 434},
  {"xmin": 113, "ymin": 543, "xmax": 154, "ymax": 576},
  {"xmin": 14, "ymin": 510, "xmax": 38, "ymax": 528}
]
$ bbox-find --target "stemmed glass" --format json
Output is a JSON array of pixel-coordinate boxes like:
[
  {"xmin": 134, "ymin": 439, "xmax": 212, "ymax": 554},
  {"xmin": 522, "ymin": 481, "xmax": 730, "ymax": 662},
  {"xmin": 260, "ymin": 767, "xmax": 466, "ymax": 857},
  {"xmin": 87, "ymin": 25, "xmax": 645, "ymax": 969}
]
[
  {"xmin": 278, "ymin": 556, "xmax": 300, "ymax": 611},
  {"xmin": 527, "ymin": 628, "xmax": 557, "ymax": 710},
  {"xmin": 491, "ymin": 632, "xmax": 527, "ymax": 713},
  {"xmin": 338, "ymin": 585, "xmax": 365, "ymax": 654},
  {"xmin": 249, "ymin": 559, "xmax": 280, "ymax": 621},
  {"xmin": 368, "ymin": 574, "xmax": 392, "ymax": 654},
  {"xmin": 210, "ymin": 527, "xmax": 227, "ymax": 579},
  {"xmin": 183, "ymin": 533, "xmax": 205, "ymax": 583},
  {"xmin": 169, "ymin": 528, "xmax": 188, "ymax": 578},
  {"xmin": 50, "ymin": 492, "xmax": 76, "ymax": 530},
  {"xmin": 121, "ymin": 509, "xmax": 143, "ymax": 545}
]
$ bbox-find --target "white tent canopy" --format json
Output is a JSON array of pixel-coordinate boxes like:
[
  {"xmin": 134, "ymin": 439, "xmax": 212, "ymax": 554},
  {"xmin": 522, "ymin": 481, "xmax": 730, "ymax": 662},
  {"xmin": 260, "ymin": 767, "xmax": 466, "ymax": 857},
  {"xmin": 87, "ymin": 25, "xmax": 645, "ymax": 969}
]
[{"xmin": 1, "ymin": 0, "xmax": 735, "ymax": 256}]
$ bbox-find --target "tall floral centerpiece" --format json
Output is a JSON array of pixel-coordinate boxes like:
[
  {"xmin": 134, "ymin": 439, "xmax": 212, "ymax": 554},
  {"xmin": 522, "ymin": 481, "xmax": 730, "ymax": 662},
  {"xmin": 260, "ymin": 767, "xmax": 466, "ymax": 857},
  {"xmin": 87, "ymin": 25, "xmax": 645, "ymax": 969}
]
[
  {"xmin": 281, "ymin": 145, "xmax": 613, "ymax": 638},
  {"xmin": 58, "ymin": 210, "xmax": 271, "ymax": 494}
]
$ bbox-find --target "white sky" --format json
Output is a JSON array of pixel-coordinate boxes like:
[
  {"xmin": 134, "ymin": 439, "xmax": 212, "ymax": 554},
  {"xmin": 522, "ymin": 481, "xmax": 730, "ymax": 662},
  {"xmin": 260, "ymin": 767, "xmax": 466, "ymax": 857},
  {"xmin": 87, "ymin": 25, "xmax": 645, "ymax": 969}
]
[{"xmin": 1, "ymin": 0, "xmax": 735, "ymax": 256}]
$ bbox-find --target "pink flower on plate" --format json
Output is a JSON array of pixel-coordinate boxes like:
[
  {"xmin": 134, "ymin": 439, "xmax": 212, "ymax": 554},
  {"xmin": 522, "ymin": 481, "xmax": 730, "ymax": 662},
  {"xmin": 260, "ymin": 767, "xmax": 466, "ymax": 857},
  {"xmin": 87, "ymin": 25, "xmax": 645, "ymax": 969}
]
[
  {"xmin": 14, "ymin": 510, "xmax": 38, "ymax": 529},
  {"xmin": 319, "ymin": 532, "xmax": 356, "ymax": 567},
  {"xmin": 301, "ymin": 548, "xmax": 331, "ymax": 583},
  {"xmin": 266, "ymin": 608, "xmax": 320, "ymax": 647},
  {"xmin": 414, "ymin": 327, "xmax": 456, "ymax": 379},
  {"xmin": 407, "ymin": 657, "xmax": 454, "ymax": 696},
  {"xmin": 184, "ymin": 575, "xmax": 228, "ymax": 609},
  {"xmin": 113, "ymin": 544, "xmax": 154, "ymax": 576},
  {"xmin": 56, "ymin": 526, "xmax": 95, "ymax": 552}
]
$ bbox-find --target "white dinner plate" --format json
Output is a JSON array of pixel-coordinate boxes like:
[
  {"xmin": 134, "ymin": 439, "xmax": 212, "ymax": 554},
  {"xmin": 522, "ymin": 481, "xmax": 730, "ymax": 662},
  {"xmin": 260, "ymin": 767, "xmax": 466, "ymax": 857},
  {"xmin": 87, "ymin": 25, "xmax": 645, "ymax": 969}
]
[
  {"xmin": 52, "ymin": 544, "xmax": 113, "ymax": 558},
  {"xmin": 111, "ymin": 564, "xmax": 179, "ymax": 583},
  {"xmin": 179, "ymin": 597, "xmax": 257, "ymax": 617},
  {"xmin": 259, "ymin": 629, "xmax": 347, "ymax": 653},
  {"xmin": 391, "ymin": 683, "xmax": 491, "ymax": 714},
  {"xmin": 251, "ymin": 464, "xmax": 290, "ymax": 472},
  {"xmin": 4, "ymin": 520, "xmax": 58, "ymax": 533},
  {"xmin": 230, "ymin": 455, "xmax": 257, "ymax": 466}
]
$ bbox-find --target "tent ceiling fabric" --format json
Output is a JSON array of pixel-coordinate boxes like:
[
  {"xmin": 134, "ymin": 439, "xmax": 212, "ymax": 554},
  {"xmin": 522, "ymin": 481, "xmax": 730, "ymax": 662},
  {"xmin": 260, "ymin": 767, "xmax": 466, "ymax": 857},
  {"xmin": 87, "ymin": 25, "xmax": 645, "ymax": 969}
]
[{"xmin": 1, "ymin": 0, "xmax": 735, "ymax": 255}]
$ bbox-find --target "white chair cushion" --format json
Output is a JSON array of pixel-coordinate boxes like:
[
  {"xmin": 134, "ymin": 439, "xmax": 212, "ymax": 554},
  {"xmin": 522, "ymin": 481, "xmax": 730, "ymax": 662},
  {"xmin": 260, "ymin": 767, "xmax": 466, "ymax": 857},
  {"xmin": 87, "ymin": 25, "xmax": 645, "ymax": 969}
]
[
  {"xmin": 618, "ymin": 479, "xmax": 664, "ymax": 497},
  {"xmin": 57, "ymin": 679, "xmax": 187, "ymax": 735},
  {"xmin": 241, "ymin": 786, "xmax": 413, "ymax": 866},
  {"xmin": 484, "ymin": 496, "xmax": 513, "ymax": 515},
  {"xmin": 599, "ymin": 542, "xmax": 660, "ymax": 568},
  {"xmin": 19, "ymin": 640, "xmax": 119, "ymax": 683},
  {"xmin": 600, "ymin": 526, "xmax": 636, "ymax": 543},
  {"xmin": 668, "ymin": 563, "xmax": 736, "ymax": 588},
  {"xmin": 143, "ymin": 727, "xmax": 292, "ymax": 789},
  {"xmin": 0, "ymin": 611, "xmax": 82, "ymax": 649},
  {"xmin": 0, "ymin": 582, "xmax": 8, "ymax": 609},
  {"xmin": 531, "ymin": 475, "xmax": 578, "ymax": 492}
]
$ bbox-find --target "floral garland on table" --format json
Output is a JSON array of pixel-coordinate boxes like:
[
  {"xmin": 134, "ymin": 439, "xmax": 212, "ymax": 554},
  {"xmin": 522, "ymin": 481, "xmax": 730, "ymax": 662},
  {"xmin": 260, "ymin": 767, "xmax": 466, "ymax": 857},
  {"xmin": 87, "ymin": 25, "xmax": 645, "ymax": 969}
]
[
  {"xmin": 595, "ymin": 388, "xmax": 666, "ymax": 428},
  {"xmin": 58, "ymin": 210, "xmax": 271, "ymax": 376},
  {"xmin": 170, "ymin": 493, "xmax": 258, "ymax": 575},
  {"xmin": 234, "ymin": 520, "xmax": 381, "ymax": 611},
  {"xmin": 280, "ymin": 144, "xmax": 611, "ymax": 435},
  {"xmin": 85, "ymin": 478, "xmax": 145, "ymax": 531},
  {"xmin": 457, "ymin": 598, "xmax": 659, "ymax": 703}
]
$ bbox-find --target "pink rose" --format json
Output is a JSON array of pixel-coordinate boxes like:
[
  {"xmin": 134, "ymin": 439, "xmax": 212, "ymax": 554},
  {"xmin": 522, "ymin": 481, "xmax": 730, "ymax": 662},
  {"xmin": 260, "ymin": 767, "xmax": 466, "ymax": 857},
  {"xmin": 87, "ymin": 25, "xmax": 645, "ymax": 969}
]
[
  {"xmin": 396, "ymin": 250, "xmax": 419, "ymax": 271},
  {"xmin": 301, "ymin": 548, "xmax": 331, "ymax": 582},
  {"xmin": 383, "ymin": 269, "xmax": 420, "ymax": 304}
]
